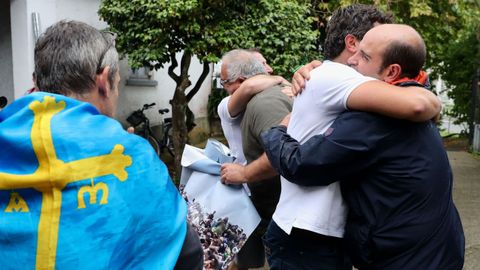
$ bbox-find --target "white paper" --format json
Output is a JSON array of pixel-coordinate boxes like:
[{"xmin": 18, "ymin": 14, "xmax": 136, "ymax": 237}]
[{"xmin": 180, "ymin": 139, "xmax": 261, "ymax": 270}]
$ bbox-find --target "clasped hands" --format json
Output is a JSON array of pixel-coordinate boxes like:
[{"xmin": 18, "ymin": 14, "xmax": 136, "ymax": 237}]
[
  {"xmin": 220, "ymin": 163, "xmax": 247, "ymax": 185},
  {"xmin": 220, "ymin": 112, "xmax": 291, "ymax": 186}
]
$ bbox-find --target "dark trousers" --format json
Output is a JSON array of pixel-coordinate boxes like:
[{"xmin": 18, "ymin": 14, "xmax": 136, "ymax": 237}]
[
  {"xmin": 263, "ymin": 221, "xmax": 351, "ymax": 270},
  {"xmin": 174, "ymin": 222, "xmax": 203, "ymax": 270},
  {"xmin": 235, "ymin": 218, "xmax": 271, "ymax": 268}
]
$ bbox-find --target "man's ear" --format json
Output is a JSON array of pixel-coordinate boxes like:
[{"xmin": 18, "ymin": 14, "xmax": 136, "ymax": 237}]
[
  {"xmin": 383, "ymin": 64, "xmax": 402, "ymax": 83},
  {"xmin": 237, "ymin": 76, "xmax": 246, "ymax": 84},
  {"xmin": 96, "ymin": 66, "xmax": 111, "ymax": 98},
  {"xmin": 344, "ymin": 34, "xmax": 359, "ymax": 53}
]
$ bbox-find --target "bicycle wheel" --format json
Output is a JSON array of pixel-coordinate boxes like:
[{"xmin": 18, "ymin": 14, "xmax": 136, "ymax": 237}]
[{"xmin": 147, "ymin": 135, "xmax": 161, "ymax": 157}]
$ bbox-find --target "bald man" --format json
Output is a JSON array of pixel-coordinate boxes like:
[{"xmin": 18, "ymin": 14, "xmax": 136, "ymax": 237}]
[
  {"xmin": 347, "ymin": 24, "xmax": 429, "ymax": 86},
  {"xmin": 261, "ymin": 24, "xmax": 465, "ymax": 269}
]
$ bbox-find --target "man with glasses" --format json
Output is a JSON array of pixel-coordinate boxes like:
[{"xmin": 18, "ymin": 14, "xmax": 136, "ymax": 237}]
[
  {"xmin": 0, "ymin": 20, "xmax": 201, "ymax": 269},
  {"xmin": 218, "ymin": 49, "xmax": 288, "ymax": 170},
  {"xmin": 217, "ymin": 49, "xmax": 292, "ymax": 270}
]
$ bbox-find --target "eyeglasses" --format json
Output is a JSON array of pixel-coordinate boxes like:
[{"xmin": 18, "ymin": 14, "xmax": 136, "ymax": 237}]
[
  {"xmin": 96, "ymin": 31, "xmax": 117, "ymax": 74},
  {"xmin": 220, "ymin": 78, "xmax": 234, "ymax": 87},
  {"xmin": 220, "ymin": 76, "xmax": 244, "ymax": 87}
]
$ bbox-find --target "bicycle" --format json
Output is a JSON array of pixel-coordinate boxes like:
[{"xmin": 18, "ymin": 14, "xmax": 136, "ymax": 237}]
[
  {"xmin": 126, "ymin": 103, "xmax": 174, "ymax": 157},
  {"xmin": 157, "ymin": 108, "xmax": 175, "ymax": 157}
]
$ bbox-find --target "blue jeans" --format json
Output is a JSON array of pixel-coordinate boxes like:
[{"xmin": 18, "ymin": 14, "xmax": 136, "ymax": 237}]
[{"xmin": 263, "ymin": 221, "xmax": 351, "ymax": 270}]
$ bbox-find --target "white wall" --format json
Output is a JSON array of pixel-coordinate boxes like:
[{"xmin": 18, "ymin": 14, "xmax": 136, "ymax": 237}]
[
  {"xmin": 11, "ymin": 0, "xmax": 34, "ymax": 98},
  {"xmin": 117, "ymin": 56, "xmax": 213, "ymax": 127},
  {"xmin": 55, "ymin": 0, "xmax": 107, "ymax": 30},
  {"xmin": 0, "ymin": 1, "xmax": 14, "ymax": 103},
  {"xmin": 435, "ymin": 77, "xmax": 466, "ymax": 134},
  {"xmin": 10, "ymin": 0, "xmax": 213, "ymax": 128},
  {"xmin": 117, "ymin": 60, "xmax": 177, "ymax": 127}
]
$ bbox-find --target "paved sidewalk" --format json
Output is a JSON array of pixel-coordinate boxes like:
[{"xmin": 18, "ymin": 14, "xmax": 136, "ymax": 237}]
[{"xmin": 448, "ymin": 151, "xmax": 480, "ymax": 270}]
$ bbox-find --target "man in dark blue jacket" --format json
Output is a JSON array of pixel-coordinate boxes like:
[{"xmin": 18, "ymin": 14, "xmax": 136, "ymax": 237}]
[{"xmin": 262, "ymin": 24, "xmax": 465, "ymax": 269}]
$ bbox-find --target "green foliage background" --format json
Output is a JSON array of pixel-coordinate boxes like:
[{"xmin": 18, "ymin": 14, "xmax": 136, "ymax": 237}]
[
  {"xmin": 99, "ymin": 0, "xmax": 319, "ymax": 177},
  {"xmin": 100, "ymin": 0, "xmax": 480, "ymax": 137},
  {"xmin": 99, "ymin": 0, "xmax": 319, "ymax": 79}
]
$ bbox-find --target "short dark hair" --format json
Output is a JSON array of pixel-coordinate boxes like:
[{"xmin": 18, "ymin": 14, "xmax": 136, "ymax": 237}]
[
  {"xmin": 323, "ymin": 4, "xmax": 393, "ymax": 60},
  {"xmin": 379, "ymin": 41, "xmax": 426, "ymax": 78},
  {"xmin": 34, "ymin": 20, "xmax": 119, "ymax": 96}
]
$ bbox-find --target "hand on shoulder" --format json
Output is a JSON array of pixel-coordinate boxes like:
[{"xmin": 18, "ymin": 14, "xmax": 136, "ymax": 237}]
[{"xmin": 292, "ymin": 60, "xmax": 323, "ymax": 95}]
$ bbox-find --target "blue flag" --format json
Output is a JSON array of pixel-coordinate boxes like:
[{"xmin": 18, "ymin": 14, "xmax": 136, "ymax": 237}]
[{"xmin": 0, "ymin": 92, "xmax": 187, "ymax": 269}]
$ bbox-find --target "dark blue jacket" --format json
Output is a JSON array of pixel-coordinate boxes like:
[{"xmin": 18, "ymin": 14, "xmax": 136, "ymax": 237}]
[{"xmin": 261, "ymin": 112, "xmax": 465, "ymax": 270}]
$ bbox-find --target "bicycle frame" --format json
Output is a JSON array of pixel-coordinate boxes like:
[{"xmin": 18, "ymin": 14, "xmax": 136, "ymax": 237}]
[
  {"xmin": 126, "ymin": 103, "xmax": 161, "ymax": 156},
  {"xmin": 158, "ymin": 109, "xmax": 174, "ymax": 157},
  {"xmin": 126, "ymin": 103, "xmax": 174, "ymax": 157}
]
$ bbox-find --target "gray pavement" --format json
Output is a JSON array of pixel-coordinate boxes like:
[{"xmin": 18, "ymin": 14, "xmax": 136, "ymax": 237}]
[{"xmin": 448, "ymin": 151, "xmax": 480, "ymax": 270}]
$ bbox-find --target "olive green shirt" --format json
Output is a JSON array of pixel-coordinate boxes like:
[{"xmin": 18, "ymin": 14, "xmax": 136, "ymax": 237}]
[{"xmin": 241, "ymin": 86, "xmax": 292, "ymax": 220}]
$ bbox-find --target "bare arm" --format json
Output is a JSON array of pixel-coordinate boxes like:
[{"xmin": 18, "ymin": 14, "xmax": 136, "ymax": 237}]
[
  {"xmin": 220, "ymin": 153, "xmax": 277, "ymax": 184},
  {"xmin": 347, "ymin": 81, "xmax": 441, "ymax": 122},
  {"xmin": 292, "ymin": 62, "xmax": 440, "ymax": 121},
  {"xmin": 228, "ymin": 75, "xmax": 288, "ymax": 117}
]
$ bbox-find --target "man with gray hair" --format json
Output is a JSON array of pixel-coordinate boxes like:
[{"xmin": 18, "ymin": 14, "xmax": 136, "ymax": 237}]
[
  {"xmin": 0, "ymin": 20, "xmax": 201, "ymax": 269},
  {"xmin": 218, "ymin": 49, "xmax": 287, "ymax": 169},
  {"xmin": 218, "ymin": 49, "xmax": 292, "ymax": 270}
]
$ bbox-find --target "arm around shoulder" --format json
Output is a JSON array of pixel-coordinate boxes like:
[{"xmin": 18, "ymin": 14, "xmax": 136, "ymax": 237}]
[
  {"xmin": 261, "ymin": 116, "xmax": 383, "ymax": 186},
  {"xmin": 260, "ymin": 126, "xmax": 338, "ymax": 186},
  {"xmin": 347, "ymin": 81, "xmax": 441, "ymax": 122},
  {"xmin": 228, "ymin": 75, "xmax": 285, "ymax": 117}
]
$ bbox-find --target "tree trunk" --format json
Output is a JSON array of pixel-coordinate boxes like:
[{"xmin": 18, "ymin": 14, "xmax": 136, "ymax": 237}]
[
  {"xmin": 167, "ymin": 52, "xmax": 192, "ymax": 184},
  {"xmin": 171, "ymin": 83, "xmax": 189, "ymax": 183},
  {"xmin": 167, "ymin": 53, "xmax": 210, "ymax": 184}
]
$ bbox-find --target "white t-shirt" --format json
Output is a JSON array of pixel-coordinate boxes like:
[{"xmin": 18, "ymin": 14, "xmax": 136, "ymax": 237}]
[
  {"xmin": 217, "ymin": 96, "xmax": 247, "ymax": 165},
  {"xmin": 272, "ymin": 61, "xmax": 375, "ymax": 238}
]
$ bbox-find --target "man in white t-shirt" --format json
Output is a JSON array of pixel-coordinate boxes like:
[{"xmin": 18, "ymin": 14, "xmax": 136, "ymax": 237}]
[{"xmin": 220, "ymin": 4, "xmax": 441, "ymax": 269}]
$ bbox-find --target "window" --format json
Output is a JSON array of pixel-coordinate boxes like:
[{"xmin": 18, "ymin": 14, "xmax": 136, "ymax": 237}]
[{"xmin": 126, "ymin": 67, "xmax": 158, "ymax": 87}]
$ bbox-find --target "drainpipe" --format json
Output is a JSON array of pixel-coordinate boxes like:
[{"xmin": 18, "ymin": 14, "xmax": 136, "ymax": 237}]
[{"xmin": 32, "ymin": 12, "xmax": 41, "ymax": 41}]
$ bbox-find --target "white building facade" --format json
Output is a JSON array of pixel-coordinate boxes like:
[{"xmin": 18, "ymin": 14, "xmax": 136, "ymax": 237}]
[{"xmin": 2, "ymin": 0, "xmax": 213, "ymax": 130}]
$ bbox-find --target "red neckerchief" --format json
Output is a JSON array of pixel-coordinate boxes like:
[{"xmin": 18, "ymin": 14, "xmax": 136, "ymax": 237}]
[
  {"xmin": 389, "ymin": 70, "xmax": 428, "ymax": 86},
  {"xmin": 25, "ymin": 87, "xmax": 37, "ymax": 95}
]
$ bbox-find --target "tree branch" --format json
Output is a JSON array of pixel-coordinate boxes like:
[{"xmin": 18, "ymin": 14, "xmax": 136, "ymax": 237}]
[
  {"xmin": 177, "ymin": 52, "xmax": 192, "ymax": 93},
  {"xmin": 187, "ymin": 62, "xmax": 210, "ymax": 102},
  {"xmin": 168, "ymin": 51, "xmax": 180, "ymax": 84},
  {"xmin": 180, "ymin": 52, "xmax": 192, "ymax": 79}
]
